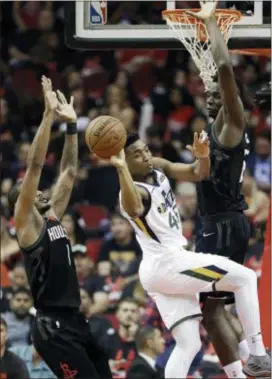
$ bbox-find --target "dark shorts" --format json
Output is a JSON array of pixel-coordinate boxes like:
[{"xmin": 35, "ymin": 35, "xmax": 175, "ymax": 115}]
[
  {"xmin": 32, "ymin": 309, "xmax": 112, "ymax": 379},
  {"xmin": 195, "ymin": 211, "xmax": 251, "ymax": 304}
]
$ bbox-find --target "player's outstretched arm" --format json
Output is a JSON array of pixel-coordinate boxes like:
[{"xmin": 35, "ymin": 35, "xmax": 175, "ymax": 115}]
[
  {"xmin": 153, "ymin": 132, "xmax": 210, "ymax": 182},
  {"xmin": 108, "ymin": 150, "xmax": 148, "ymax": 219},
  {"xmin": 187, "ymin": 1, "xmax": 245, "ymax": 146},
  {"xmin": 15, "ymin": 76, "xmax": 57, "ymax": 232},
  {"xmin": 51, "ymin": 91, "xmax": 78, "ymax": 219}
]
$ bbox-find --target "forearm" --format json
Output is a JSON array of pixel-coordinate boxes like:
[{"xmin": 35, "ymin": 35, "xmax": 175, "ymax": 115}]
[
  {"xmin": 60, "ymin": 133, "xmax": 78, "ymax": 173},
  {"xmin": 193, "ymin": 157, "xmax": 210, "ymax": 180},
  {"xmin": 205, "ymin": 17, "xmax": 231, "ymax": 66},
  {"xmin": 27, "ymin": 110, "xmax": 53, "ymax": 167},
  {"xmin": 118, "ymin": 164, "xmax": 143, "ymax": 217}
]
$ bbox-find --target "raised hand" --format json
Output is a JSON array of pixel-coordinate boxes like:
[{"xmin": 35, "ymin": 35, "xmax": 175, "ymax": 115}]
[
  {"xmin": 97, "ymin": 149, "xmax": 126, "ymax": 169},
  {"xmin": 186, "ymin": 131, "xmax": 210, "ymax": 159},
  {"xmin": 42, "ymin": 76, "xmax": 58, "ymax": 112},
  {"xmin": 56, "ymin": 90, "xmax": 77, "ymax": 123},
  {"xmin": 186, "ymin": 0, "xmax": 218, "ymax": 21}
]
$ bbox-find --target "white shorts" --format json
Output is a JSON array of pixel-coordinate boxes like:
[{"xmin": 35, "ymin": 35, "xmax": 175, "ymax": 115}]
[
  {"xmin": 139, "ymin": 248, "xmax": 250, "ymax": 331},
  {"xmin": 148, "ymin": 291, "xmax": 202, "ymax": 332}
]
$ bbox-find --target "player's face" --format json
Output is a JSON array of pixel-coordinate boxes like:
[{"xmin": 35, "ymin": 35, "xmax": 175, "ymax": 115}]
[
  {"xmin": 125, "ymin": 140, "xmax": 153, "ymax": 176},
  {"xmin": 206, "ymin": 83, "xmax": 222, "ymax": 118},
  {"xmin": 34, "ymin": 191, "xmax": 52, "ymax": 214}
]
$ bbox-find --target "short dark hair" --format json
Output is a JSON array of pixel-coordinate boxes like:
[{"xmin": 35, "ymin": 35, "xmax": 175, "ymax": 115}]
[
  {"xmin": 117, "ymin": 297, "xmax": 139, "ymax": 311},
  {"xmin": 7, "ymin": 180, "xmax": 22, "ymax": 213},
  {"xmin": 12, "ymin": 287, "xmax": 31, "ymax": 298},
  {"xmin": 125, "ymin": 132, "xmax": 140, "ymax": 149},
  {"xmin": 0, "ymin": 316, "xmax": 7, "ymax": 329},
  {"xmin": 135, "ymin": 325, "xmax": 156, "ymax": 351}
]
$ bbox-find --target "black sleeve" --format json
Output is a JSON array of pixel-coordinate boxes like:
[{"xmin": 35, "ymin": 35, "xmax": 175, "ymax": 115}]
[{"xmin": 9, "ymin": 353, "xmax": 30, "ymax": 379}]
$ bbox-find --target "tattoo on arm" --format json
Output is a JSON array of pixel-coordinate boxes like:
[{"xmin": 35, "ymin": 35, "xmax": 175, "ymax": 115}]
[
  {"xmin": 60, "ymin": 135, "xmax": 78, "ymax": 172},
  {"xmin": 52, "ymin": 182, "xmax": 72, "ymax": 219}
]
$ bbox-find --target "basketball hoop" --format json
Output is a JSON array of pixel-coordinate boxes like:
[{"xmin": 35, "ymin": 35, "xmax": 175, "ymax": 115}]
[{"xmin": 162, "ymin": 9, "xmax": 242, "ymax": 90}]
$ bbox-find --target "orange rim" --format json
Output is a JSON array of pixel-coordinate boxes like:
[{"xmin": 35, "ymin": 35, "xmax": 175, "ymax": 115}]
[{"xmin": 162, "ymin": 9, "xmax": 242, "ymax": 24}]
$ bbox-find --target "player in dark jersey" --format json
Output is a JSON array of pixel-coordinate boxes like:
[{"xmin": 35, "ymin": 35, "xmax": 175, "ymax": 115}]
[
  {"xmin": 7, "ymin": 77, "xmax": 112, "ymax": 379},
  {"xmin": 187, "ymin": 2, "xmax": 261, "ymax": 378}
]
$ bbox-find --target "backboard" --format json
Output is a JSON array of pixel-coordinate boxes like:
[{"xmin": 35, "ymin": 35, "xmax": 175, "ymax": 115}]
[{"xmin": 65, "ymin": 1, "xmax": 271, "ymax": 50}]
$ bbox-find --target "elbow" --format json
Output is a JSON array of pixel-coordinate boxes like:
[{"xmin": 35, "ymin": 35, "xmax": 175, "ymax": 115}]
[{"xmin": 126, "ymin": 204, "xmax": 145, "ymax": 219}]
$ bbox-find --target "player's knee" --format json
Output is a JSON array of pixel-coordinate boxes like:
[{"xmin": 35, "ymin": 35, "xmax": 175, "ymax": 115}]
[
  {"xmin": 172, "ymin": 320, "xmax": 202, "ymax": 353},
  {"xmin": 239, "ymin": 266, "xmax": 257, "ymax": 287}
]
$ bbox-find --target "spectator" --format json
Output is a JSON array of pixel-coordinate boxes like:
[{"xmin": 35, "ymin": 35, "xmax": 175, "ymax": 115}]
[
  {"xmin": 98, "ymin": 212, "xmax": 142, "ymax": 280},
  {"xmin": 61, "ymin": 209, "xmax": 86, "ymax": 246},
  {"xmin": 2, "ymin": 288, "xmax": 33, "ymax": 347},
  {"xmin": 72, "ymin": 244, "xmax": 94, "ymax": 288},
  {"xmin": 10, "ymin": 343, "xmax": 56, "ymax": 379},
  {"xmin": 242, "ymin": 170, "xmax": 270, "ymax": 224},
  {"xmin": 79, "ymin": 287, "xmax": 115, "ymax": 356},
  {"xmin": 247, "ymin": 130, "xmax": 271, "ymax": 193},
  {"xmin": 108, "ymin": 298, "xmax": 139, "ymax": 378},
  {"xmin": 127, "ymin": 325, "xmax": 165, "ymax": 379},
  {"xmin": 0, "ymin": 317, "xmax": 30, "ymax": 379},
  {"xmin": 0, "ymin": 263, "xmax": 28, "ymax": 313},
  {"xmin": 1, "ymin": 214, "xmax": 21, "ymax": 269}
]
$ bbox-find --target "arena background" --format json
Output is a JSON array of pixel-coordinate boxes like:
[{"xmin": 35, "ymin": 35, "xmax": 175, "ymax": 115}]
[{"xmin": 0, "ymin": 2, "xmax": 271, "ymax": 379}]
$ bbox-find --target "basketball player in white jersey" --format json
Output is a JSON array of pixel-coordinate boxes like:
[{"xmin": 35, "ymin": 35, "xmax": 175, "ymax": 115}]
[{"xmin": 102, "ymin": 132, "xmax": 270, "ymax": 378}]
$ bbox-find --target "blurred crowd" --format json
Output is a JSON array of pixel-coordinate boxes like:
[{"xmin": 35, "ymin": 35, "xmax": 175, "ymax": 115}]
[{"xmin": 0, "ymin": 2, "xmax": 271, "ymax": 379}]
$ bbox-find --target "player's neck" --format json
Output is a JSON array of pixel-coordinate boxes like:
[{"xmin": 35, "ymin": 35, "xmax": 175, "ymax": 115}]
[
  {"xmin": 44, "ymin": 209, "xmax": 56, "ymax": 219},
  {"xmin": 133, "ymin": 171, "xmax": 155, "ymax": 184}
]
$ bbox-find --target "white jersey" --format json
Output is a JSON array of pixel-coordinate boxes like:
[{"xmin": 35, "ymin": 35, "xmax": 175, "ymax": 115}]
[{"xmin": 120, "ymin": 170, "xmax": 187, "ymax": 257}]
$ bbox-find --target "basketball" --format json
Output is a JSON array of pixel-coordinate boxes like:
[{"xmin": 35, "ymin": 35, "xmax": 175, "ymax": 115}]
[{"xmin": 85, "ymin": 116, "xmax": 127, "ymax": 159}]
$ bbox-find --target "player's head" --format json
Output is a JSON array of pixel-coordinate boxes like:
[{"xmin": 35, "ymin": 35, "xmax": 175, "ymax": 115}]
[
  {"xmin": 207, "ymin": 74, "xmax": 250, "ymax": 119},
  {"xmin": 8, "ymin": 179, "xmax": 52, "ymax": 216},
  {"xmin": 206, "ymin": 80, "xmax": 221, "ymax": 118},
  {"xmin": 124, "ymin": 133, "xmax": 153, "ymax": 177}
]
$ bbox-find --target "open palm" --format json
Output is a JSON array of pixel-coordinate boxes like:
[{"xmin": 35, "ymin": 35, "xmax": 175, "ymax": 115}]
[
  {"xmin": 56, "ymin": 90, "xmax": 77, "ymax": 122},
  {"xmin": 186, "ymin": 0, "xmax": 218, "ymax": 21}
]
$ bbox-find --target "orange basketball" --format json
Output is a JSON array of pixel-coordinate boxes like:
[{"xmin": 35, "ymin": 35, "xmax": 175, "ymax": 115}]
[{"xmin": 85, "ymin": 116, "xmax": 127, "ymax": 159}]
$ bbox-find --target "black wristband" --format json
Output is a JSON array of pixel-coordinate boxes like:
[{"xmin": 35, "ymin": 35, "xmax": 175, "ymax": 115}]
[{"xmin": 66, "ymin": 122, "xmax": 77, "ymax": 135}]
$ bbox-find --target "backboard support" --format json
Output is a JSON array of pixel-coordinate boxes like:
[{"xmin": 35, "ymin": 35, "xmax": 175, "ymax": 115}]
[{"xmin": 65, "ymin": 1, "xmax": 271, "ymax": 50}]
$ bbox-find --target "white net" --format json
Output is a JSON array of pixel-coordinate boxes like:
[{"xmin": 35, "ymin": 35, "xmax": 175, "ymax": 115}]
[{"xmin": 163, "ymin": 10, "xmax": 241, "ymax": 91}]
